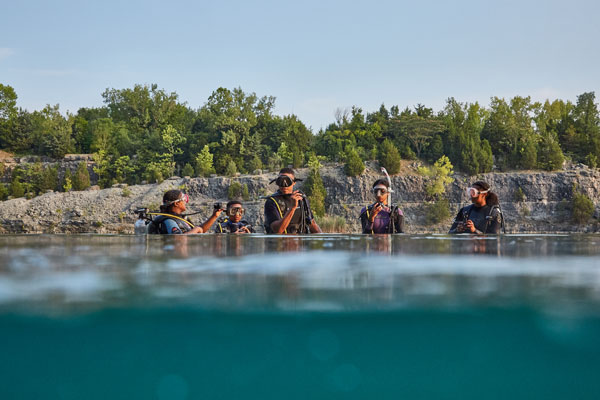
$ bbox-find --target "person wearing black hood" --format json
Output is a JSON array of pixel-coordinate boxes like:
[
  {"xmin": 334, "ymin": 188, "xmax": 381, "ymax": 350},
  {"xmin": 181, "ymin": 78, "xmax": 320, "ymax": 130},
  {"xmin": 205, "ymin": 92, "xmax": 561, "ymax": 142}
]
[
  {"xmin": 449, "ymin": 181, "xmax": 504, "ymax": 234},
  {"xmin": 264, "ymin": 168, "xmax": 322, "ymax": 234}
]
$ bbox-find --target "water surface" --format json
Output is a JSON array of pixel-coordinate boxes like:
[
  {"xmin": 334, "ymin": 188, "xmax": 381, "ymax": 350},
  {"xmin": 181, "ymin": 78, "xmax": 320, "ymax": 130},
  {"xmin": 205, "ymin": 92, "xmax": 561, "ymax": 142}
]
[{"xmin": 1, "ymin": 234, "xmax": 599, "ymax": 399}]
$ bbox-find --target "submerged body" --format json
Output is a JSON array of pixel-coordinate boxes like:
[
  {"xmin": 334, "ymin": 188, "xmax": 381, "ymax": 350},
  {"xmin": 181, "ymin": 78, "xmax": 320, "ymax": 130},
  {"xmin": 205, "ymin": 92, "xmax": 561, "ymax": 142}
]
[
  {"xmin": 360, "ymin": 205, "xmax": 404, "ymax": 234},
  {"xmin": 449, "ymin": 204, "xmax": 501, "ymax": 234}
]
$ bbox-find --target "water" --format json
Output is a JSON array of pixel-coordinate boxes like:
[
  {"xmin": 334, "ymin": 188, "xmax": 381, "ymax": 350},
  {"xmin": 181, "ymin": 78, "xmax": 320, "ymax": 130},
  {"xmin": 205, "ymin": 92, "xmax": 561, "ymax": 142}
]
[{"xmin": 1, "ymin": 234, "xmax": 600, "ymax": 399}]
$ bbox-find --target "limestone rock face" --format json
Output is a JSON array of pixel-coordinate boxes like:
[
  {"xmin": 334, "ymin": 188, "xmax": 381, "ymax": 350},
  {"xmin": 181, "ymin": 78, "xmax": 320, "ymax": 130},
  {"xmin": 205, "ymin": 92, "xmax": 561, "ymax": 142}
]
[{"xmin": 0, "ymin": 163, "xmax": 599, "ymax": 234}]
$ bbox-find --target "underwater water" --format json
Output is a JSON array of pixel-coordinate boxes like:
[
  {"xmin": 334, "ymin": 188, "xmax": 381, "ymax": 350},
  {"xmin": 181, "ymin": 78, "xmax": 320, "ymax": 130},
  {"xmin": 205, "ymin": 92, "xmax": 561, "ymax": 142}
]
[{"xmin": 1, "ymin": 234, "xmax": 600, "ymax": 399}]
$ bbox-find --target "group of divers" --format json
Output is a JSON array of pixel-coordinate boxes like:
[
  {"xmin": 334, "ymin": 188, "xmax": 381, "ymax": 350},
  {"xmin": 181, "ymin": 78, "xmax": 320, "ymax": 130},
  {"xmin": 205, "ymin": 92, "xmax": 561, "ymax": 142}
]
[{"xmin": 135, "ymin": 167, "xmax": 505, "ymax": 236}]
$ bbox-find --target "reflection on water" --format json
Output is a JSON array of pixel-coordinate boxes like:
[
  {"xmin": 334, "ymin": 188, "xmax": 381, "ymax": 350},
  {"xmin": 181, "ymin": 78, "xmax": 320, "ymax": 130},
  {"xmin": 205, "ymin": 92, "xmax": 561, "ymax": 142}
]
[{"xmin": 0, "ymin": 234, "xmax": 599, "ymax": 314}]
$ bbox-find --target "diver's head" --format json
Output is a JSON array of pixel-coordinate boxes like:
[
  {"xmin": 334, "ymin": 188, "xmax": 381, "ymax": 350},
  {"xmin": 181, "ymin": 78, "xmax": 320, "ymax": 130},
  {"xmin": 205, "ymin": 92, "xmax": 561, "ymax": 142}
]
[
  {"xmin": 372, "ymin": 179, "xmax": 390, "ymax": 205},
  {"xmin": 467, "ymin": 181, "xmax": 498, "ymax": 207},
  {"xmin": 161, "ymin": 189, "xmax": 189, "ymax": 214},
  {"xmin": 226, "ymin": 200, "xmax": 244, "ymax": 223},
  {"xmin": 271, "ymin": 167, "xmax": 302, "ymax": 195}
]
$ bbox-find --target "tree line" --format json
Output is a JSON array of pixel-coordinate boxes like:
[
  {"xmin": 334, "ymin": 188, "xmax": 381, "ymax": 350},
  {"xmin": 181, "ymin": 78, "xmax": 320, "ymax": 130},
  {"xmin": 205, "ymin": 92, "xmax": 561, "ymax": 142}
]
[{"xmin": 1, "ymin": 83, "xmax": 599, "ymax": 192}]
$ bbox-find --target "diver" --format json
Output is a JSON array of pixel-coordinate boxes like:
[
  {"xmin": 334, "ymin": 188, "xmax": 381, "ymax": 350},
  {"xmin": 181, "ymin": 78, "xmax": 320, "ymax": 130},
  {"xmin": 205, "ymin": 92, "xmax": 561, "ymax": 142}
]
[
  {"xmin": 449, "ymin": 181, "xmax": 504, "ymax": 234},
  {"xmin": 148, "ymin": 189, "xmax": 222, "ymax": 234},
  {"xmin": 360, "ymin": 179, "xmax": 404, "ymax": 234},
  {"xmin": 263, "ymin": 168, "xmax": 322, "ymax": 234},
  {"xmin": 215, "ymin": 200, "xmax": 255, "ymax": 234}
]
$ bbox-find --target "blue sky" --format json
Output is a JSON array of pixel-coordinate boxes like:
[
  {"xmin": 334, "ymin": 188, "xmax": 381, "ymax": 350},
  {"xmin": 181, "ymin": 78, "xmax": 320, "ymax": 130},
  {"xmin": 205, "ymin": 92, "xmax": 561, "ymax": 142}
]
[{"xmin": 1, "ymin": 0, "xmax": 599, "ymax": 130}]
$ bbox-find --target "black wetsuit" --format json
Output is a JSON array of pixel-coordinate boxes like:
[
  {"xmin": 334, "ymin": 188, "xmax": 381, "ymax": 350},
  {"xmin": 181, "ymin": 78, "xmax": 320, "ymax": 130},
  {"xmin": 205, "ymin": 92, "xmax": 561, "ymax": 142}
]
[
  {"xmin": 214, "ymin": 218, "xmax": 255, "ymax": 233},
  {"xmin": 449, "ymin": 204, "xmax": 502, "ymax": 234},
  {"xmin": 264, "ymin": 191, "xmax": 314, "ymax": 234}
]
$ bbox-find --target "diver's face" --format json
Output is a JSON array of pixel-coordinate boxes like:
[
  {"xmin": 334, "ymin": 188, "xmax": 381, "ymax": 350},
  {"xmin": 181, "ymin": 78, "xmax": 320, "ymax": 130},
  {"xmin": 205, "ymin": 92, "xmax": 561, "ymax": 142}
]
[
  {"xmin": 227, "ymin": 206, "xmax": 244, "ymax": 223},
  {"xmin": 278, "ymin": 173, "xmax": 295, "ymax": 195},
  {"xmin": 373, "ymin": 185, "xmax": 388, "ymax": 204}
]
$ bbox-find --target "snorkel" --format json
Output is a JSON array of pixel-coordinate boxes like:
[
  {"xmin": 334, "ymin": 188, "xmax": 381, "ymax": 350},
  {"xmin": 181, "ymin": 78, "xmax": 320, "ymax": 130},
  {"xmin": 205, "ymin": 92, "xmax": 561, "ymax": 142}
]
[{"xmin": 381, "ymin": 167, "xmax": 394, "ymax": 206}]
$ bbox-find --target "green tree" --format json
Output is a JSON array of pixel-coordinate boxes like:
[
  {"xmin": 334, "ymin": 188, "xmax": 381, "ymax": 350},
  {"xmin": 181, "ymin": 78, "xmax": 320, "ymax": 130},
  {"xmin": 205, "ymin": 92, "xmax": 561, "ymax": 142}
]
[
  {"xmin": 276, "ymin": 142, "xmax": 293, "ymax": 168},
  {"xmin": 10, "ymin": 177, "xmax": 24, "ymax": 198},
  {"xmin": 378, "ymin": 139, "xmax": 401, "ymax": 174},
  {"xmin": 182, "ymin": 163, "xmax": 194, "ymax": 177},
  {"xmin": 195, "ymin": 145, "xmax": 216, "ymax": 176},
  {"xmin": 228, "ymin": 181, "xmax": 243, "ymax": 199},
  {"xmin": 344, "ymin": 147, "xmax": 364, "ymax": 176},
  {"xmin": 62, "ymin": 168, "xmax": 73, "ymax": 192},
  {"xmin": 72, "ymin": 162, "xmax": 91, "ymax": 191},
  {"xmin": 225, "ymin": 159, "xmax": 238, "ymax": 177},
  {"xmin": 303, "ymin": 155, "xmax": 327, "ymax": 218},
  {"xmin": 0, "ymin": 183, "xmax": 8, "ymax": 200},
  {"xmin": 418, "ymin": 155, "xmax": 455, "ymax": 199},
  {"xmin": 572, "ymin": 191, "xmax": 595, "ymax": 224}
]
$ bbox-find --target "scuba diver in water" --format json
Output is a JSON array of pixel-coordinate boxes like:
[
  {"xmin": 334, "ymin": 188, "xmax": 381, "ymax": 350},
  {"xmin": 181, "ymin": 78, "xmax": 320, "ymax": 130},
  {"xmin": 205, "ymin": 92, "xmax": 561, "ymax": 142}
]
[
  {"xmin": 360, "ymin": 179, "xmax": 404, "ymax": 234},
  {"xmin": 449, "ymin": 181, "xmax": 504, "ymax": 234},
  {"xmin": 148, "ymin": 189, "xmax": 222, "ymax": 234},
  {"xmin": 263, "ymin": 168, "xmax": 322, "ymax": 234},
  {"xmin": 214, "ymin": 200, "xmax": 255, "ymax": 234}
]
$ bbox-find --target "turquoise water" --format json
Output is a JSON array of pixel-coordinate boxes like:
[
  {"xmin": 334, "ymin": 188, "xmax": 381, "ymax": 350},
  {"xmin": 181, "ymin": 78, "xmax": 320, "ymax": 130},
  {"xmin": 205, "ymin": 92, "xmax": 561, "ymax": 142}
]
[{"xmin": 1, "ymin": 234, "xmax": 600, "ymax": 399}]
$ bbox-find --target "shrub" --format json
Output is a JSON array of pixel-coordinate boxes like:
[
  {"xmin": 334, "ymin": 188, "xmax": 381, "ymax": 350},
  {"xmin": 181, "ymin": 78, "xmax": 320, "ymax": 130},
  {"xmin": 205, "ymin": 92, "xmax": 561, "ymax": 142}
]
[
  {"xmin": 10, "ymin": 177, "xmax": 25, "ymax": 198},
  {"xmin": 228, "ymin": 181, "xmax": 243, "ymax": 200},
  {"xmin": 0, "ymin": 183, "xmax": 8, "ymax": 200},
  {"xmin": 344, "ymin": 147, "xmax": 364, "ymax": 177},
  {"xmin": 585, "ymin": 153, "xmax": 598, "ymax": 169},
  {"xmin": 378, "ymin": 139, "xmax": 401, "ymax": 175},
  {"xmin": 424, "ymin": 198, "xmax": 451, "ymax": 225},
  {"xmin": 181, "ymin": 163, "xmax": 194, "ymax": 177},
  {"xmin": 72, "ymin": 162, "xmax": 91, "ymax": 191},
  {"xmin": 318, "ymin": 215, "xmax": 347, "ymax": 233},
  {"xmin": 225, "ymin": 160, "xmax": 238, "ymax": 177},
  {"xmin": 122, "ymin": 186, "xmax": 132, "ymax": 197},
  {"xmin": 514, "ymin": 187, "xmax": 525, "ymax": 203},
  {"xmin": 303, "ymin": 155, "xmax": 327, "ymax": 218},
  {"xmin": 62, "ymin": 169, "xmax": 72, "ymax": 192},
  {"xmin": 242, "ymin": 184, "xmax": 250, "ymax": 201},
  {"xmin": 572, "ymin": 192, "xmax": 595, "ymax": 224},
  {"xmin": 418, "ymin": 156, "xmax": 454, "ymax": 200}
]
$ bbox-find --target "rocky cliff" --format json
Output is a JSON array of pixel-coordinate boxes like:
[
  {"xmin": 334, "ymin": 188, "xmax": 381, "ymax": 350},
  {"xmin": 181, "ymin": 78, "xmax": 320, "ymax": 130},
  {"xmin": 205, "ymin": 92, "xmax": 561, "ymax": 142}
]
[{"xmin": 0, "ymin": 162, "xmax": 599, "ymax": 234}]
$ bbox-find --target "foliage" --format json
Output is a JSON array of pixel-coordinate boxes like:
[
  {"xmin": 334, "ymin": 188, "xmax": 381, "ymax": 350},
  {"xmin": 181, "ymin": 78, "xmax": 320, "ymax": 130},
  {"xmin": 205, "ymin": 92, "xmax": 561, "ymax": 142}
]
[
  {"xmin": 228, "ymin": 181, "xmax": 243, "ymax": 200},
  {"xmin": 424, "ymin": 199, "xmax": 451, "ymax": 225},
  {"xmin": 0, "ymin": 183, "xmax": 8, "ymax": 201},
  {"xmin": 10, "ymin": 177, "xmax": 25, "ymax": 198},
  {"xmin": 344, "ymin": 147, "xmax": 364, "ymax": 176},
  {"xmin": 195, "ymin": 145, "xmax": 216, "ymax": 176},
  {"xmin": 72, "ymin": 162, "xmax": 91, "ymax": 191},
  {"xmin": 181, "ymin": 163, "xmax": 194, "ymax": 177},
  {"xmin": 317, "ymin": 215, "xmax": 347, "ymax": 233},
  {"xmin": 62, "ymin": 169, "xmax": 72, "ymax": 192},
  {"xmin": 514, "ymin": 187, "xmax": 526, "ymax": 203},
  {"xmin": 242, "ymin": 184, "xmax": 250, "ymax": 201},
  {"xmin": 378, "ymin": 139, "xmax": 401, "ymax": 174},
  {"xmin": 2, "ymin": 83, "xmax": 600, "ymax": 180},
  {"xmin": 571, "ymin": 190, "xmax": 595, "ymax": 224},
  {"xmin": 302, "ymin": 155, "xmax": 327, "ymax": 218},
  {"xmin": 418, "ymin": 156, "xmax": 454, "ymax": 199}
]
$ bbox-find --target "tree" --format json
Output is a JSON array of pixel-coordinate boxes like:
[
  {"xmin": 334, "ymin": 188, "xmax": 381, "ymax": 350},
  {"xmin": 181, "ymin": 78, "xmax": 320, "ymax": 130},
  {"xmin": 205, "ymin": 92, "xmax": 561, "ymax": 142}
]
[
  {"xmin": 0, "ymin": 83, "xmax": 18, "ymax": 120},
  {"xmin": 572, "ymin": 191, "xmax": 595, "ymax": 224},
  {"xmin": 418, "ymin": 156, "xmax": 454, "ymax": 199},
  {"xmin": 378, "ymin": 139, "xmax": 401, "ymax": 174},
  {"xmin": 62, "ymin": 168, "xmax": 72, "ymax": 192},
  {"xmin": 276, "ymin": 142, "xmax": 293, "ymax": 168},
  {"xmin": 303, "ymin": 155, "xmax": 327, "ymax": 218},
  {"xmin": 10, "ymin": 177, "xmax": 24, "ymax": 198},
  {"xmin": 195, "ymin": 145, "xmax": 215, "ymax": 176},
  {"xmin": 72, "ymin": 162, "xmax": 91, "ymax": 191},
  {"xmin": 181, "ymin": 163, "xmax": 194, "ymax": 177},
  {"xmin": 225, "ymin": 160, "xmax": 238, "ymax": 177},
  {"xmin": 344, "ymin": 147, "xmax": 364, "ymax": 176}
]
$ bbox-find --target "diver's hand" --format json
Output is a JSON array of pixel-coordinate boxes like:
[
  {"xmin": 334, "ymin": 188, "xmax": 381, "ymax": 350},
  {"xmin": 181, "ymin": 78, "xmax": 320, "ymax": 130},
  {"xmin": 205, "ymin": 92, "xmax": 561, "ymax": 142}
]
[
  {"xmin": 234, "ymin": 226, "xmax": 251, "ymax": 234},
  {"xmin": 291, "ymin": 191, "xmax": 303, "ymax": 207},
  {"xmin": 213, "ymin": 209, "xmax": 223, "ymax": 218},
  {"xmin": 369, "ymin": 203, "xmax": 383, "ymax": 222},
  {"xmin": 465, "ymin": 220, "xmax": 476, "ymax": 233},
  {"xmin": 456, "ymin": 222, "xmax": 465, "ymax": 233}
]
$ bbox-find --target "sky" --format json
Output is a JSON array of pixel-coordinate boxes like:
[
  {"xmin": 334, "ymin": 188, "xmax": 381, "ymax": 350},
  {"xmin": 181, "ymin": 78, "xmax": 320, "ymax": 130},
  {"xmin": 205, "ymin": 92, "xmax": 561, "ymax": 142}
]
[{"xmin": 1, "ymin": 0, "xmax": 599, "ymax": 130}]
